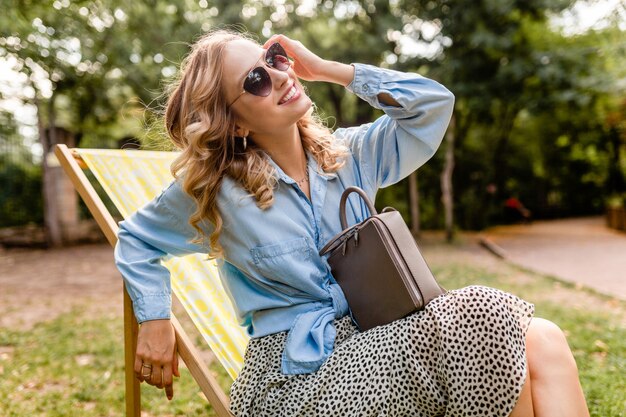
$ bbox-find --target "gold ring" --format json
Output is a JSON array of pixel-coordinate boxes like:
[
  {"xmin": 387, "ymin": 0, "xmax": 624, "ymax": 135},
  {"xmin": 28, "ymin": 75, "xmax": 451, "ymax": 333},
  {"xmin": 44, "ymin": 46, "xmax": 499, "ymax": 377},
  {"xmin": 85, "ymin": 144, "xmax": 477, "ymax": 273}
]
[{"xmin": 141, "ymin": 363, "xmax": 153, "ymax": 379}]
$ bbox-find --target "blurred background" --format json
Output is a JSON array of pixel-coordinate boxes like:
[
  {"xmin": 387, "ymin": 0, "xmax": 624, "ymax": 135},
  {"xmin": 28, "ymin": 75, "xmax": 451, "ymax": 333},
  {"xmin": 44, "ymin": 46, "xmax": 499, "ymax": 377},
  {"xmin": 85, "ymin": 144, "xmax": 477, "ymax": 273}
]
[
  {"xmin": 1, "ymin": 2, "xmax": 625, "ymax": 416},
  {"xmin": 0, "ymin": 0, "xmax": 624, "ymax": 247}
]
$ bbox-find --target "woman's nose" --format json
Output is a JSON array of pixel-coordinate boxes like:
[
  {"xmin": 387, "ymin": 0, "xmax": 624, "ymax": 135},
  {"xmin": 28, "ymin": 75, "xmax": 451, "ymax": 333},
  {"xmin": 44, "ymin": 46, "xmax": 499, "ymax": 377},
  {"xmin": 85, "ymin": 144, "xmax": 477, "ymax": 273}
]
[{"xmin": 271, "ymin": 67, "xmax": 290, "ymax": 90}]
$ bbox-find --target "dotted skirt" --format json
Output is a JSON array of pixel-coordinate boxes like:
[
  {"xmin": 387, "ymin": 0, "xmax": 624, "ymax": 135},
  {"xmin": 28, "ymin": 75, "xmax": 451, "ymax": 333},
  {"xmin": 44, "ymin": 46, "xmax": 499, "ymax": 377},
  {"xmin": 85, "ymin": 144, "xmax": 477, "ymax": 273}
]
[{"xmin": 229, "ymin": 285, "xmax": 535, "ymax": 417}]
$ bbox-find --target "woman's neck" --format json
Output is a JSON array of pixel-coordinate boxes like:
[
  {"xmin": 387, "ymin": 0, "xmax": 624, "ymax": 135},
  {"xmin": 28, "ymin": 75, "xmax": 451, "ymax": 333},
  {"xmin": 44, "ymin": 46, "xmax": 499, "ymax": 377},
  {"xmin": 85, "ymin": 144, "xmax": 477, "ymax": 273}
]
[{"xmin": 254, "ymin": 124, "xmax": 307, "ymax": 181}]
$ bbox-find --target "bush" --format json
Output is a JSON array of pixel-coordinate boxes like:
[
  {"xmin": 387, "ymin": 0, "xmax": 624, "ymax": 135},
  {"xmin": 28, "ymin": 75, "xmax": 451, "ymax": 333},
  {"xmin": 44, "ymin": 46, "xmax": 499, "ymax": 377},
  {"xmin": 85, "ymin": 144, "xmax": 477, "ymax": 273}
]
[
  {"xmin": 0, "ymin": 161, "xmax": 44, "ymax": 227},
  {"xmin": 606, "ymin": 194, "xmax": 626, "ymax": 209}
]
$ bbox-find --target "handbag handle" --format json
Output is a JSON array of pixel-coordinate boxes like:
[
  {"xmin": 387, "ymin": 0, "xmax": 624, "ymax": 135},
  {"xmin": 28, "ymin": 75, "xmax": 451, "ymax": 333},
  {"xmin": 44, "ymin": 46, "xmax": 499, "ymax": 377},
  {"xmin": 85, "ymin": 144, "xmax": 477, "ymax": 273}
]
[{"xmin": 340, "ymin": 186, "xmax": 378, "ymax": 230}]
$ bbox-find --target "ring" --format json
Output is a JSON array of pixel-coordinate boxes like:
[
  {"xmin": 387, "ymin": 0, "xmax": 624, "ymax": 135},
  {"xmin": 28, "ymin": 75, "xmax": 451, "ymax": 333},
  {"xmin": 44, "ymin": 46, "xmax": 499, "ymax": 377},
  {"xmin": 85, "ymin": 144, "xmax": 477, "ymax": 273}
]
[{"xmin": 141, "ymin": 363, "xmax": 153, "ymax": 379}]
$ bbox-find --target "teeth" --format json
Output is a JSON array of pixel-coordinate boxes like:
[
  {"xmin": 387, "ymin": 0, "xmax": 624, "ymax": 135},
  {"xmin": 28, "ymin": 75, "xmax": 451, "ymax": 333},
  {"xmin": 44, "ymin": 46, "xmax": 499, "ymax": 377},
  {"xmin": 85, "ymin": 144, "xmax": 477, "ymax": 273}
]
[{"xmin": 280, "ymin": 85, "xmax": 296, "ymax": 104}]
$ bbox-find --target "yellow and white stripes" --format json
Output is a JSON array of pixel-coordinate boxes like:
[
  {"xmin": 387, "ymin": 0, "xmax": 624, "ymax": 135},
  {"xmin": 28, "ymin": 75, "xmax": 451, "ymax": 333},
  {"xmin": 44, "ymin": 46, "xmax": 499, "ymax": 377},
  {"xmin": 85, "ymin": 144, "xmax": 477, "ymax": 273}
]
[{"xmin": 78, "ymin": 148, "xmax": 248, "ymax": 380}]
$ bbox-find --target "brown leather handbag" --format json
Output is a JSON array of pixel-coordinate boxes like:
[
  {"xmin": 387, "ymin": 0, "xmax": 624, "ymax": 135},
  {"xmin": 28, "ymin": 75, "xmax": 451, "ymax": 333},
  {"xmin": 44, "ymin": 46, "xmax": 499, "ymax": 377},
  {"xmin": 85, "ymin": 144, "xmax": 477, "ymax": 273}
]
[{"xmin": 319, "ymin": 186, "xmax": 446, "ymax": 331}]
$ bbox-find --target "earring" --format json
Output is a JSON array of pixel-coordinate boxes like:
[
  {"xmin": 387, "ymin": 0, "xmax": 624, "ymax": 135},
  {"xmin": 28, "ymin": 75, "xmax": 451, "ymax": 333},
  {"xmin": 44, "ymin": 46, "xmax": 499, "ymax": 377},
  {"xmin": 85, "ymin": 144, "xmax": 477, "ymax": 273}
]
[{"xmin": 242, "ymin": 136, "xmax": 247, "ymax": 150}]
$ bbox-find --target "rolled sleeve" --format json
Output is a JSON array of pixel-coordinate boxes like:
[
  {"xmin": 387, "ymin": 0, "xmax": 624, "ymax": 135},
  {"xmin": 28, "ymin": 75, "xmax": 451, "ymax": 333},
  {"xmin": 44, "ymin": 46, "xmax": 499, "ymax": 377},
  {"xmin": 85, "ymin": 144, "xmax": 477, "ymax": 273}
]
[
  {"xmin": 338, "ymin": 63, "xmax": 455, "ymax": 191},
  {"xmin": 114, "ymin": 179, "xmax": 212, "ymax": 323}
]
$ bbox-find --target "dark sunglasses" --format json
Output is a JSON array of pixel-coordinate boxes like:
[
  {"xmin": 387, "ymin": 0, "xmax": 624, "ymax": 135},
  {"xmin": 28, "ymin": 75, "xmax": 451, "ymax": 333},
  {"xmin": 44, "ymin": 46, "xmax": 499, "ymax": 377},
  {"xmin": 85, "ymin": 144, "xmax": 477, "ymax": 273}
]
[{"xmin": 228, "ymin": 42, "xmax": 291, "ymax": 107}]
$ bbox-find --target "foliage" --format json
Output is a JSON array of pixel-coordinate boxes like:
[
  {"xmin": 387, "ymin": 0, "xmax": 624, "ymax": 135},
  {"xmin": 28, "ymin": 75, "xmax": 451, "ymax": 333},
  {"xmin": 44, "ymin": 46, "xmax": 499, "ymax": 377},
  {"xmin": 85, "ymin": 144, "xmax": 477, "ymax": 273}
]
[
  {"xmin": 0, "ymin": 110, "xmax": 30, "ymax": 161},
  {"xmin": 0, "ymin": 160, "xmax": 43, "ymax": 227},
  {"xmin": 0, "ymin": 108, "xmax": 42, "ymax": 227},
  {"xmin": 498, "ymin": 22, "xmax": 626, "ymax": 221},
  {"xmin": 0, "ymin": 0, "xmax": 215, "ymax": 148},
  {"xmin": 0, "ymin": 0, "xmax": 625, "ymax": 229},
  {"xmin": 388, "ymin": 0, "xmax": 626, "ymax": 227}
]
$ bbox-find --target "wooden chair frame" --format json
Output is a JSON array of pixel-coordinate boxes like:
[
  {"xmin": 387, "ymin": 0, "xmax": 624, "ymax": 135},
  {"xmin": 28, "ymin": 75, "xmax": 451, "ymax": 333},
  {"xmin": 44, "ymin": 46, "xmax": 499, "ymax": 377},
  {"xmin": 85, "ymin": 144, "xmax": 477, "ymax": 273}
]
[{"xmin": 54, "ymin": 144, "xmax": 234, "ymax": 417}]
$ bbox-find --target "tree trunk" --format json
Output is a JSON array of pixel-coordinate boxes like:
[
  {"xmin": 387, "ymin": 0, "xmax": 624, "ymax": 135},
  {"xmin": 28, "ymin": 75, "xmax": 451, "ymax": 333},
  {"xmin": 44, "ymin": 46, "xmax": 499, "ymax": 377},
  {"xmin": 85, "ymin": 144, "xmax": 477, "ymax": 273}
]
[
  {"xmin": 608, "ymin": 126, "xmax": 625, "ymax": 194},
  {"xmin": 38, "ymin": 97, "xmax": 63, "ymax": 247},
  {"xmin": 491, "ymin": 103, "xmax": 519, "ymax": 200},
  {"xmin": 38, "ymin": 95, "xmax": 80, "ymax": 247},
  {"xmin": 440, "ymin": 114, "xmax": 456, "ymax": 243},
  {"xmin": 53, "ymin": 127, "xmax": 79, "ymax": 243},
  {"xmin": 408, "ymin": 171, "xmax": 420, "ymax": 237}
]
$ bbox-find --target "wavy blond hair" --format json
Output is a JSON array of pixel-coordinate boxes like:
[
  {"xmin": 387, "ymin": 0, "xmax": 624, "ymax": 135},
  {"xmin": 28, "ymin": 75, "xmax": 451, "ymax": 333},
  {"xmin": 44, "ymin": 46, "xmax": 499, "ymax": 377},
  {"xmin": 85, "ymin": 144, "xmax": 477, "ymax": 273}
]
[{"xmin": 164, "ymin": 29, "xmax": 350, "ymax": 260}]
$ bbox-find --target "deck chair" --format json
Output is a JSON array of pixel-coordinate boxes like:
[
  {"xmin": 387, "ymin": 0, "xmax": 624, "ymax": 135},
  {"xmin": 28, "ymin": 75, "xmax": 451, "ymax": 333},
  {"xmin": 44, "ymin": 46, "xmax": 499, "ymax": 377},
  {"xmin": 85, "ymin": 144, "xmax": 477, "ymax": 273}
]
[{"xmin": 54, "ymin": 144, "xmax": 249, "ymax": 417}]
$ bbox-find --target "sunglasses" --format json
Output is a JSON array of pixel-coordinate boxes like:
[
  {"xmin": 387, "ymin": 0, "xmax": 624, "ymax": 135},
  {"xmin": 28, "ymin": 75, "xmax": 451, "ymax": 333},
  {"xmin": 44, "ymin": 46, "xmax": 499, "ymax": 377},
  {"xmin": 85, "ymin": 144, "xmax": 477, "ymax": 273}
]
[{"xmin": 228, "ymin": 42, "xmax": 291, "ymax": 107}]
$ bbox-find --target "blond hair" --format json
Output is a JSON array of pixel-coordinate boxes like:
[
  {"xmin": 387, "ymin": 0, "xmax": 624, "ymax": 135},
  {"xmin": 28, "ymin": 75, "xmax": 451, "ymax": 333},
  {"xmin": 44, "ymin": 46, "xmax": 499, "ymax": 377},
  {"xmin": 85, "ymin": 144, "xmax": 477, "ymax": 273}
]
[{"xmin": 164, "ymin": 29, "xmax": 350, "ymax": 260}]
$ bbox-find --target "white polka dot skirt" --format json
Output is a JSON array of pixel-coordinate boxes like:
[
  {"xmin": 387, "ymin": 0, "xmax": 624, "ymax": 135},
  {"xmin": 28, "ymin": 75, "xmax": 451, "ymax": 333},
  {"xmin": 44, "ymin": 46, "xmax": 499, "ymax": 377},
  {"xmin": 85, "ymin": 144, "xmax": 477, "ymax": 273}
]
[{"xmin": 229, "ymin": 285, "xmax": 535, "ymax": 417}]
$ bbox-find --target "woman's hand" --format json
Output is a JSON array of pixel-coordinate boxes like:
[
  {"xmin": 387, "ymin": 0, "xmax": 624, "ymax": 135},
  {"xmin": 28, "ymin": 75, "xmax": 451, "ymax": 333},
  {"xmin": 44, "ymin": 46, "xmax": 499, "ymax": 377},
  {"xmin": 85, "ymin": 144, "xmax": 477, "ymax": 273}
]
[
  {"xmin": 263, "ymin": 34, "xmax": 355, "ymax": 87},
  {"xmin": 134, "ymin": 319, "xmax": 180, "ymax": 400}
]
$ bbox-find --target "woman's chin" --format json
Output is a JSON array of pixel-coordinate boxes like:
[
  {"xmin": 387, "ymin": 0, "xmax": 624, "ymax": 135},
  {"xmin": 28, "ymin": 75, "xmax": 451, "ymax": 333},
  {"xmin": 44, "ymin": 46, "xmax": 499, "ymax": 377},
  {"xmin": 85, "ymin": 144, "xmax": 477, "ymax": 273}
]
[
  {"xmin": 302, "ymin": 104, "xmax": 314, "ymax": 117},
  {"xmin": 302, "ymin": 96, "xmax": 313, "ymax": 111},
  {"xmin": 283, "ymin": 96, "xmax": 312, "ymax": 124}
]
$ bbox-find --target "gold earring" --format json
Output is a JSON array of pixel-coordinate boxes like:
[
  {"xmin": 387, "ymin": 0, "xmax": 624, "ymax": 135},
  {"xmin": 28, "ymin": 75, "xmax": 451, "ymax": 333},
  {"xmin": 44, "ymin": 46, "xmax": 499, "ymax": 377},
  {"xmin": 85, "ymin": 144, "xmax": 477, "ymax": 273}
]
[{"xmin": 242, "ymin": 136, "xmax": 247, "ymax": 150}]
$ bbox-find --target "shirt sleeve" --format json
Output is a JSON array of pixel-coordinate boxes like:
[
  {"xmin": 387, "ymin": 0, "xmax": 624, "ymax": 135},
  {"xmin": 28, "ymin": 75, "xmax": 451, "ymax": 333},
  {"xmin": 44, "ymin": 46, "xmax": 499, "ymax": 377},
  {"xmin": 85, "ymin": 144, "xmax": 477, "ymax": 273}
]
[
  {"xmin": 334, "ymin": 63, "xmax": 455, "ymax": 191},
  {"xmin": 113, "ymin": 179, "xmax": 212, "ymax": 323}
]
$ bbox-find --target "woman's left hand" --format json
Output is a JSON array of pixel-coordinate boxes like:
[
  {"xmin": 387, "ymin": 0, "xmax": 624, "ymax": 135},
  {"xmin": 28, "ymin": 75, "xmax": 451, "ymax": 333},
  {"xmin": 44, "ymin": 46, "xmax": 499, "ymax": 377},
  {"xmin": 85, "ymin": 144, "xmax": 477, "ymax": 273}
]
[{"xmin": 263, "ymin": 35, "xmax": 354, "ymax": 86}]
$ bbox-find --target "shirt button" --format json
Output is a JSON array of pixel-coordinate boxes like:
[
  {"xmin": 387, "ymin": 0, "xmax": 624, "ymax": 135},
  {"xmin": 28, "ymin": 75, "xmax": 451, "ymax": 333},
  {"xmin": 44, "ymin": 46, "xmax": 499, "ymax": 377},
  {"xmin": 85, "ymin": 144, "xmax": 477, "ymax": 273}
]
[{"xmin": 363, "ymin": 84, "xmax": 369, "ymax": 92}]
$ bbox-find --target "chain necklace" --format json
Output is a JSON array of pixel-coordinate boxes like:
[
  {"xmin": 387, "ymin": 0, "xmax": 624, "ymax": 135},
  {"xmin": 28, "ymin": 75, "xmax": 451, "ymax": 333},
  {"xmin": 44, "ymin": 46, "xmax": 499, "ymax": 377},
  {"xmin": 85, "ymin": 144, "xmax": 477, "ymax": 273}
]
[{"xmin": 294, "ymin": 158, "xmax": 310, "ymax": 187}]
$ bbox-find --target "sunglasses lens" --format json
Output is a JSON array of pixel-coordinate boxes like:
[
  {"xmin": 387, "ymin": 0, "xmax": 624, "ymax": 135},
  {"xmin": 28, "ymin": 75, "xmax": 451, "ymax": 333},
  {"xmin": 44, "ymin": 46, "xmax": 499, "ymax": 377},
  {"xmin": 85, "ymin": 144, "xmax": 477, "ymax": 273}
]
[
  {"xmin": 243, "ymin": 67, "xmax": 272, "ymax": 97},
  {"xmin": 236, "ymin": 43, "xmax": 290, "ymax": 102},
  {"xmin": 266, "ymin": 43, "xmax": 290, "ymax": 71}
]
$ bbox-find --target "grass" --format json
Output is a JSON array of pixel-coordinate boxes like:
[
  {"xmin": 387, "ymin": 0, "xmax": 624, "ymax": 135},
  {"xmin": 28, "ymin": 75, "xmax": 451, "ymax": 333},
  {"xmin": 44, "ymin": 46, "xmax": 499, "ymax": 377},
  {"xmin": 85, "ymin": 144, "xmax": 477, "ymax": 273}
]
[
  {"xmin": 0, "ymin": 308, "xmax": 230, "ymax": 417},
  {"xmin": 0, "ymin": 246, "xmax": 624, "ymax": 416}
]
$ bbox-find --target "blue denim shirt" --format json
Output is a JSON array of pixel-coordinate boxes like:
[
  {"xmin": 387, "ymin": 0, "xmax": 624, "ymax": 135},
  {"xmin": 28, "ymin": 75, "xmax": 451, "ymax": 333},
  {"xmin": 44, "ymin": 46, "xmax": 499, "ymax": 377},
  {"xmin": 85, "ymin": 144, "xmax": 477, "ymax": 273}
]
[{"xmin": 114, "ymin": 63, "xmax": 455, "ymax": 375}]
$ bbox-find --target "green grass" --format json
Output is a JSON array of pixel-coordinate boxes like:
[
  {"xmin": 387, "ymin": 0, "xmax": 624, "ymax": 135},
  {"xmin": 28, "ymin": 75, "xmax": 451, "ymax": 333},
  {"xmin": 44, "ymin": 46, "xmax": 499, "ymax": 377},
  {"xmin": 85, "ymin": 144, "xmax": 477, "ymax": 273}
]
[
  {"xmin": 0, "ymin": 255, "xmax": 624, "ymax": 416},
  {"xmin": 0, "ymin": 312, "xmax": 231, "ymax": 417}
]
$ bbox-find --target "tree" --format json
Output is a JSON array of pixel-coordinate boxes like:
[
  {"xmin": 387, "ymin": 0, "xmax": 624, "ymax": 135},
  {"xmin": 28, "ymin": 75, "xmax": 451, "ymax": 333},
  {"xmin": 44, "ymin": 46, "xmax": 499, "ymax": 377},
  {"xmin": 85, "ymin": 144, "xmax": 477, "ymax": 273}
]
[
  {"xmin": 391, "ymin": 0, "xmax": 574, "ymax": 238},
  {"xmin": 1, "ymin": 0, "xmax": 213, "ymax": 245}
]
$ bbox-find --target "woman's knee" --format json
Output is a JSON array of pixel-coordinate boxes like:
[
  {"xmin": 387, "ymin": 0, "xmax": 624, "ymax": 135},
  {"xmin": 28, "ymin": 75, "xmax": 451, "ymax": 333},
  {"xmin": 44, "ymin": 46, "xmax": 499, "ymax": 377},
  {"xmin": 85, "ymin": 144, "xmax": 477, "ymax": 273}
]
[{"xmin": 525, "ymin": 317, "xmax": 578, "ymax": 379}]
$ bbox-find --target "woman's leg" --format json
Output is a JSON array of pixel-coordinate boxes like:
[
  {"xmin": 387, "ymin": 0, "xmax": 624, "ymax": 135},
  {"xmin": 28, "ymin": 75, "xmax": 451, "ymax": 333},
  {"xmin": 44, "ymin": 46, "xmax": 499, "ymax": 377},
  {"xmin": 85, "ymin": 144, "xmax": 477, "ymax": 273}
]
[{"xmin": 525, "ymin": 317, "xmax": 590, "ymax": 417}]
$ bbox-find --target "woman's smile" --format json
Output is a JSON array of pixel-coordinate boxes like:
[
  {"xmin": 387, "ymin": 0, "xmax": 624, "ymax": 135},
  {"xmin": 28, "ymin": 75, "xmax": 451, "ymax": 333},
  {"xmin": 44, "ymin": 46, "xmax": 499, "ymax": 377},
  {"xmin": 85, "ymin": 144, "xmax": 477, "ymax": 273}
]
[{"xmin": 278, "ymin": 82, "xmax": 301, "ymax": 105}]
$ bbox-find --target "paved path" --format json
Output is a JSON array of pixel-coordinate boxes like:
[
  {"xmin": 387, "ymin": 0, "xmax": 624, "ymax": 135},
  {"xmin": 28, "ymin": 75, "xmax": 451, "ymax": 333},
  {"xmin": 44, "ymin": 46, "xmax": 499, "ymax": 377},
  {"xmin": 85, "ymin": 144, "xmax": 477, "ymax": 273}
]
[{"xmin": 482, "ymin": 216, "xmax": 626, "ymax": 300}]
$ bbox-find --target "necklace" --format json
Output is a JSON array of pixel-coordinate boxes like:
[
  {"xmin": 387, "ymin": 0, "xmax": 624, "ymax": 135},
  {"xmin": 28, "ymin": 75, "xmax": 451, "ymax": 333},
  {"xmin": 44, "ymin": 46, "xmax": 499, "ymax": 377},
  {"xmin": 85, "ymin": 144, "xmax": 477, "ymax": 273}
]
[{"xmin": 294, "ymin": 158, "xmax": 310, "ymax": 186}]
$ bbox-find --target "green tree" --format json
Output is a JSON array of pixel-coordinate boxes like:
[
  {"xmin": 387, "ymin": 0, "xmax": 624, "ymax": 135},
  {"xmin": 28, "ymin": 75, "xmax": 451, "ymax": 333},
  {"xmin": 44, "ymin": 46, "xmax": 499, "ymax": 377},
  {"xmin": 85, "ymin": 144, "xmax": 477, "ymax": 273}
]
[{"xmin": 0, "ymin": 0, "xmax": 216, "ymax": 244}]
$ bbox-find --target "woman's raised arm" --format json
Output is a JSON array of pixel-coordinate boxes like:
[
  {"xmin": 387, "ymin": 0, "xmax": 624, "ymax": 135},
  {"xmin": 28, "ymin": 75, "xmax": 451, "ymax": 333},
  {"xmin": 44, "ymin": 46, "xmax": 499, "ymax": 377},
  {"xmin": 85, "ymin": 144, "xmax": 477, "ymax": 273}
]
[
  {"xmin": 263, "ymin": 34, "xmax": 453, "ymax": 193},
  {"xmin": 334, "ymin": 64, "xmax": 455, "ymax": 193}
]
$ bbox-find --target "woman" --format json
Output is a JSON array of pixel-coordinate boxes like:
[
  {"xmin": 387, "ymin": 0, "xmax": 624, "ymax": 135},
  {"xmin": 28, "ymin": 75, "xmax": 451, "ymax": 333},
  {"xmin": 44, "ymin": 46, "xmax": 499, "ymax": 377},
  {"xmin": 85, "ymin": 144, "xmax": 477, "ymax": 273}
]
[{"xmin": 114, "ymin": 29, "xmax": 590, "ymax": 417}]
